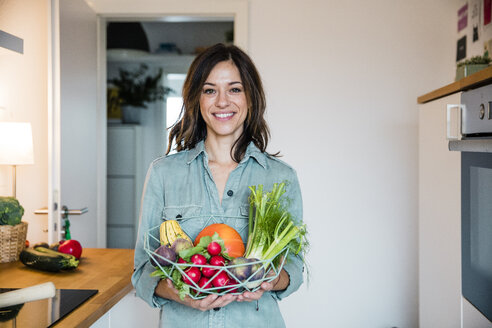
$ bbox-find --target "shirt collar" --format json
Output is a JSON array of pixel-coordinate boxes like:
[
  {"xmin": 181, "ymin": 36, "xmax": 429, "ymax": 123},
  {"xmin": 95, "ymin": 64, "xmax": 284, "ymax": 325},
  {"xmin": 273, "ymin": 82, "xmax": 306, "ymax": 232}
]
[{"xmin": 186, "ymin": 140, "xmax": 267, "ymax": 169}]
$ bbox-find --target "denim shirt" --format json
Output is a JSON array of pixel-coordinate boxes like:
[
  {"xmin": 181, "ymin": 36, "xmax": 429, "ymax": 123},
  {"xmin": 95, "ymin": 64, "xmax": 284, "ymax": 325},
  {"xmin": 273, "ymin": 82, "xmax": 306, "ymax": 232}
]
[{"xmin": 132, "ymin": 140, "xmax": 304, "ymax": 328}]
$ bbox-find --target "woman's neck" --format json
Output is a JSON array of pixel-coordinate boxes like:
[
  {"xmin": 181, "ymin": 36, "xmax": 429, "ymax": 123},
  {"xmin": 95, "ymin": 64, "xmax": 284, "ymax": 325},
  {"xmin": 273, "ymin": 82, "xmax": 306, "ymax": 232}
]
[{"xmin": 204, "ymin": 136, "xmax": 237, "ymax": 165}]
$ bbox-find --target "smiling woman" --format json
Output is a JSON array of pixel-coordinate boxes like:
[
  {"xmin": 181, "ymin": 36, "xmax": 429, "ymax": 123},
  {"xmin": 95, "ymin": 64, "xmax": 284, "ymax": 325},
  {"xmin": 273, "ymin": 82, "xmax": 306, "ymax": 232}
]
[{"xmin": 132, "ymin": 43, "xmax": 305, "ymax": 328}]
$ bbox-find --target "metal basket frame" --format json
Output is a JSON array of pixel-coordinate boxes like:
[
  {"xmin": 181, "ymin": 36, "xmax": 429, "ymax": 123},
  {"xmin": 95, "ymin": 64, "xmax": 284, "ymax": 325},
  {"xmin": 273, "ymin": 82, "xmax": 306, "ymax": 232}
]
[{"xmin": 144, "ymin": 225, "xmax": 289, "ymax": 299}]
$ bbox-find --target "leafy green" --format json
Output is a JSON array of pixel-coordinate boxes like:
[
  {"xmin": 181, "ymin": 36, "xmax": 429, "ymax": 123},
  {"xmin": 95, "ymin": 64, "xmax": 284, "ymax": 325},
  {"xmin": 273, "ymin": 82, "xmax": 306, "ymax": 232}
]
[
  {"xmin": 244, "ymin": 182, "xmax": 308, "ymax": 268},
  {"xmin": 178, "ymin": 233, "xmax": 231, "ymax": 261},
  {"xmin": 0, "ymin": 197, "xmax": 24, "ymax": 226}
]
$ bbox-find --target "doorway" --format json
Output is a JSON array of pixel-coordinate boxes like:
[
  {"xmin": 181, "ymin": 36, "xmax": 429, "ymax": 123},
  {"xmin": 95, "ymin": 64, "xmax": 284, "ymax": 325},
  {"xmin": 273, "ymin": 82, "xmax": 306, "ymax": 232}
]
[
  {"xmin": 105, "ymin": 19, "xmax": 234, "ymax": 248},
  {"xmin": 50, "ymin": 0, "xmax": 248, "ymax": 247}
]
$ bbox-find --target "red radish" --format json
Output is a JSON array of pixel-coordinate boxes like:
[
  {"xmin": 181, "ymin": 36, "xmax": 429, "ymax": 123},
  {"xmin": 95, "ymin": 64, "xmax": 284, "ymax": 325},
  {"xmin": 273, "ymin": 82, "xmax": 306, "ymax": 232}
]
[
  {"xmin": 226, "ymin": 280, "xmax": 239, "ymax": 293},
  {"xmin": 201, "ymin": 266, "xmax": 217, "ymax": 278},
  {"xmin": 198, "ymin": 277, "xmax": 212, "ymax": 290},
  {"xmin": 207, "ymin": 241, "xmax": 222, "ymax": 256},
  {"xmin": 212, "ymin": 271, "xmax": 230, "ymax": 288},
  {"xmin": 209, "ymin": 255, "xmax": 225, "ymax": 266},
  {"xmin": 182, "ymin": 267, "xmax": 201, "ymax": 285},
  {"xmin": 191, "ymin": 254, "xmax": 207, "ymax": 265},
  {"xmin": 177, "ymin": 258, "xmax": 187, "ymax": 264}
]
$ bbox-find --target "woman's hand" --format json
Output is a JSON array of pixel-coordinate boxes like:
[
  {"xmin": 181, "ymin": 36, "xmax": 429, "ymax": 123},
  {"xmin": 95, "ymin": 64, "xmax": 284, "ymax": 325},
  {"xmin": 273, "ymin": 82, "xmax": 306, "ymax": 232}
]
[
  {"xmin": 156, "ymin": 279, "xmax": 237, "ymax": 311},
  {"xmin": 236, "ymin": 269, "xmax": 289, "ymax": 302}
]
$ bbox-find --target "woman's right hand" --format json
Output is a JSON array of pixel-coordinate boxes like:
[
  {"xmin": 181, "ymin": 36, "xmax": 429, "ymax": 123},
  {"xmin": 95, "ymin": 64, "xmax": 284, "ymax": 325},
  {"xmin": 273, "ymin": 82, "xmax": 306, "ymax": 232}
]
[{"xmin": 155, "ymin": 279, "xmax": 237, "ymax": 312}]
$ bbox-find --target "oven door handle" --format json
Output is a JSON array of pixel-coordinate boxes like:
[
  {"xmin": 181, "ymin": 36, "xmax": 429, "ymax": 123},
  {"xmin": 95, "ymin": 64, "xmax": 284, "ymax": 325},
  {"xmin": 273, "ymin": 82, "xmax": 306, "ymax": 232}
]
[{"xmin": 447, "ymin": 104, "xmax": 464, "ymax": 140}]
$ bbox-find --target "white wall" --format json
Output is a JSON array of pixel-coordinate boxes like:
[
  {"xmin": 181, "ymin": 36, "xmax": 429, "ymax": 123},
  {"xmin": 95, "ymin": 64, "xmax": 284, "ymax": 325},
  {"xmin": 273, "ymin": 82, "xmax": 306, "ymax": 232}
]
[
  {"xmin": 248, "ymin": 1, "xmax": 458, "ymax": 327},
  {"xmin": 0, "ymin": 0, "xmax": 49, "ymax": 244}
]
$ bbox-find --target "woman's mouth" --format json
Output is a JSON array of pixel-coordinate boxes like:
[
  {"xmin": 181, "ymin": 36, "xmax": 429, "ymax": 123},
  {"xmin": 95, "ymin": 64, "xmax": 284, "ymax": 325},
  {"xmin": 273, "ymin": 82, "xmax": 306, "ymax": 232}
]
[{"xmin": 213, "ymin": 112, "xmax": 235, "ymax": 120}]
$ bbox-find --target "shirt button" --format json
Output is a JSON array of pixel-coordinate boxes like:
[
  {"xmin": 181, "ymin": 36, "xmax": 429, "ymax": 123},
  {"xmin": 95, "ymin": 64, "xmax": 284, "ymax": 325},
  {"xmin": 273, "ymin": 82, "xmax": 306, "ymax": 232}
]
[
  {"xmin": 176, "ymin": 214, "xmax": 182, "ymax": 218},
  {"xmin": 227, "ymin": 190, "xmax": 234, "ymax": 197}
]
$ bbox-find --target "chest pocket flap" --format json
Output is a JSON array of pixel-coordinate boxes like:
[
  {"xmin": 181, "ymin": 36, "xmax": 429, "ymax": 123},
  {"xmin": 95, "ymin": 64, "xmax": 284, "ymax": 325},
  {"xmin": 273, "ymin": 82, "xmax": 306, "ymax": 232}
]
[{"xmin": 163, "ymin": 205, "xmax": 203, "ymax": 240}]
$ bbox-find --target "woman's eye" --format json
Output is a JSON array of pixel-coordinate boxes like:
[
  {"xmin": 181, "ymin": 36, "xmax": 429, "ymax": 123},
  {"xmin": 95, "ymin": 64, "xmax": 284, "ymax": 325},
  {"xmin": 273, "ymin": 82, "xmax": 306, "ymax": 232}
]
[
  {"xmin": 230, "ymin": 87, "xmax": 242, "ymax": 93},
  {"xmin": 203, "ymin": 89, "xmax": 215, "ymax": 94}
]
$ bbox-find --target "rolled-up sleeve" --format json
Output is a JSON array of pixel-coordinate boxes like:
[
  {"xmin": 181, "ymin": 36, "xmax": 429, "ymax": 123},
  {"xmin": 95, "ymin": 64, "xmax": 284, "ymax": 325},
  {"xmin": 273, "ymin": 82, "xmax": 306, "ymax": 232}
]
[
  {"xmin": 273, "ymin": 169, "xmax": 305, "ymax": 300},
  {"xmin": 131, "ymin": 161, "xmax": 169, "ymax": 308}
]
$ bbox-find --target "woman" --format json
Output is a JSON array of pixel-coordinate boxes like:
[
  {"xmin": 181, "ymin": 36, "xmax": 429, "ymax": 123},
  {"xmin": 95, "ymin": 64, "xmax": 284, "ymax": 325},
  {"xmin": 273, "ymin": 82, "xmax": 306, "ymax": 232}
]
[{"xmin": 132, "ymin": 43, "xmax": 304, "ymax": 327}]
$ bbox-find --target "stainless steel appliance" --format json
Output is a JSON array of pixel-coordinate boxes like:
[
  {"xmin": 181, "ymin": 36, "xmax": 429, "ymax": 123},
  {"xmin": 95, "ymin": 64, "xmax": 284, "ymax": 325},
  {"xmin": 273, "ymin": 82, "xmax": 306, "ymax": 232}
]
[{"xmin": 448, "ymin": 83, "xmax": 492, "ymax": 322}]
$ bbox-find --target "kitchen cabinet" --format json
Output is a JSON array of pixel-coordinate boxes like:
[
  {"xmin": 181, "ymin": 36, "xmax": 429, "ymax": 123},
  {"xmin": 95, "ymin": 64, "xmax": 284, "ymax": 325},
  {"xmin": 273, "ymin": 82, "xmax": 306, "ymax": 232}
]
[
  {"xmin": 107, "ymin": 125, "xmax": 144, "ymax": 249},
  {"xmin": 419, "ymin": 92, "xmax": 462, "ymax": 328}
]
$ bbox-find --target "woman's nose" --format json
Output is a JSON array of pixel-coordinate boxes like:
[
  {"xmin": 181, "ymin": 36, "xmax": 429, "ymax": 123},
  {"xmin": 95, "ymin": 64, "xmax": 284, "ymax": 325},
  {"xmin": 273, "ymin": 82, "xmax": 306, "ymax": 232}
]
[{"xmin": 215, "ymin": 91, "xmax": 230, "ymax": 108}]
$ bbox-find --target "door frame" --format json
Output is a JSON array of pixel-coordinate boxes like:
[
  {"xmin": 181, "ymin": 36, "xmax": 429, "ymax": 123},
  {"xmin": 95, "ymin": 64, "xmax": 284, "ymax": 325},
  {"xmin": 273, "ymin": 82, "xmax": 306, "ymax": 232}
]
[{"xmin": 49, "ymin": 0, "xmax": 248, "ymax": 247}]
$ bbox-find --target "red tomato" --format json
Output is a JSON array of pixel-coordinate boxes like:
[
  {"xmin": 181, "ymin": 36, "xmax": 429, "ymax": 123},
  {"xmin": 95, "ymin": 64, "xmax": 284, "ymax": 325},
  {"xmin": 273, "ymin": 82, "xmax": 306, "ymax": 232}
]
[{"xmin": 58, "ymin": 239, "xmax": 83, "ymax": 259}]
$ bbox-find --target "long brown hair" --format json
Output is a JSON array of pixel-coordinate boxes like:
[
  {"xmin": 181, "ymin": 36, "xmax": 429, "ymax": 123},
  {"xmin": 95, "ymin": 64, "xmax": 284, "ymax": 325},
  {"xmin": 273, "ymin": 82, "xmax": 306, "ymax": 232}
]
[{"xmin": 166, "ymin": 43, "xmax": 276, "ymax": 162}]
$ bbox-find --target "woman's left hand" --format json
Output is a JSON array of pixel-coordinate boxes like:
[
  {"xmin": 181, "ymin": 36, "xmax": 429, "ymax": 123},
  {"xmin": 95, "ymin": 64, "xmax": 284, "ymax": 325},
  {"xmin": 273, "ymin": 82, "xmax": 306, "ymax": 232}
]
[{"xmin": 236, "ymin": 269, "xmax": 288, "ymax": 302}]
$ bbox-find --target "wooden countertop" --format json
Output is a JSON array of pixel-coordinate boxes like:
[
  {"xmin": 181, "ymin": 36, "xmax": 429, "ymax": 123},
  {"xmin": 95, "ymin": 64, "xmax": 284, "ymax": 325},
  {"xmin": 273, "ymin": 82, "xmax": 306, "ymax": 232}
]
[
  {"xmin": 0, "ymin": 248, "xmax": 134, "ymax": 328},
  {"xmin": 418, "ymin": 65, "xmax": 492, "ymax": 104}
]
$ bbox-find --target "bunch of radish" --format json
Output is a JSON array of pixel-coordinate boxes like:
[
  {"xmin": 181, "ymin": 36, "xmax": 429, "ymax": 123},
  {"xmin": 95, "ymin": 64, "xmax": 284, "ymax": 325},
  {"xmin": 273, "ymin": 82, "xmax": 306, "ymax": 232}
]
[{"xmin": 178, "ymin": 237, "xmax": 239, "ymax": 293}]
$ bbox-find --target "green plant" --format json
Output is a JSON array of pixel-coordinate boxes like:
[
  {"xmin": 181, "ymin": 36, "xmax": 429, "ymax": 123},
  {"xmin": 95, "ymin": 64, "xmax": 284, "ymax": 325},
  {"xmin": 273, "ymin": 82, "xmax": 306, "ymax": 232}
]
[
  {"xmin": 0, "ymin": 197, "xmax": 24, "ymax": 226},
  {"xmin": 457, "ymin": 51, "xmax": 491, "ymax": 67},
  {"xmin": 107, "ymin": 64, "xmax": 173, "ymax": 108}
]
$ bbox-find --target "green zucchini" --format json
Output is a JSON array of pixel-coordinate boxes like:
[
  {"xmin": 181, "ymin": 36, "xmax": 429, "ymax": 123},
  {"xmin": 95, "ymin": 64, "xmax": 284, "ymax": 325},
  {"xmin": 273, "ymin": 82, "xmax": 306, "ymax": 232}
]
[{"xmin": 19, "ymin": 247, "xmax": 79, "ymax": 272}]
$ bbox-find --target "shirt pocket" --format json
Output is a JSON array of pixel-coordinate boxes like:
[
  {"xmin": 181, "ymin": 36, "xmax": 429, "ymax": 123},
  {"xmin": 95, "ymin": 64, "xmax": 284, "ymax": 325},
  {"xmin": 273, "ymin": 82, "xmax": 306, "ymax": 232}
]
[
  {"xmin": 234, "ymin": 204, "xmax": 250, "ymax": 243},
  {"xmin": 162, "ymin": 205, "xmax": 204, "ymax": 241}
]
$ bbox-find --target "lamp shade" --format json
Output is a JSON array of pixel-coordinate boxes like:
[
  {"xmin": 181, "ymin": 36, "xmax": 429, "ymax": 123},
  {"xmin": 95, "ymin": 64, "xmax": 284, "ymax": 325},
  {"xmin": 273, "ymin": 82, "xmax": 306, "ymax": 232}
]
[{"xmin": 0, "ymin": 122, "xmax": 34, "ymax": 165}]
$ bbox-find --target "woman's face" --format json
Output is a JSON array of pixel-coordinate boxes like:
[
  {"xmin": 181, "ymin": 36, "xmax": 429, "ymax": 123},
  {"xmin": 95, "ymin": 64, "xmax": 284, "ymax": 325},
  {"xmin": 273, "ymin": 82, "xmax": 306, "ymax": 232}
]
[{"xmin": 199, "ymin": 60, "xmax": 248, "ymax": 142}]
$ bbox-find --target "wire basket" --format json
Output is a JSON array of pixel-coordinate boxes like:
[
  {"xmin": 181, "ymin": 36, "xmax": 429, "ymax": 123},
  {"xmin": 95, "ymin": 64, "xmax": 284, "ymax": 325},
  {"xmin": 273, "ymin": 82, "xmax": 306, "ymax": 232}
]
[
  {"xmin": 0, "ymin": 221, "xmax": 28, "ymax": 263},
  {"xmin": 144, "ymin": 225, "xmax": 289, "ymax": 299}
]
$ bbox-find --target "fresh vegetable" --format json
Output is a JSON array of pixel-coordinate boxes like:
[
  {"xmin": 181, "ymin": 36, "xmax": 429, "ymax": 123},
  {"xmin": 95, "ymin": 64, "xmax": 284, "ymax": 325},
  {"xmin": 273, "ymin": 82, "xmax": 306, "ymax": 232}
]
[
  {"xmin": 212, "ymin": 271, "xmax": 230, "ymax": 288},
  {"xmin": 198, "ymin": 277, "xmax": 212, "ymax": 290},
  {"xmin": 190, "ymin": 254, "xmax": 207, "ymax": 265},
  {"xmin": 19, "ymin": 247, "xmax": 79, "ymax": 272},
  {"xmin": 201, "ymin": 266, "xmax": 217, "ymax": 278},
  {"xmin": 228, "ymin": 257, "xmax": 252, "ymax": 282},
  {"xmin": 152, "ymin": 245, "xmax": 176, "ymax": 267},
  {"xmin": 58, "ymin": 239, "xmax": 83, "ymax": 259},
  {"xmin": 160, "ymin": 220, "xmax": 192, "ymax": 246},
  {"xmin": 0, "ymin": 197, "xmax": 24, "ymax": 226},
  {"xmin": 207, "ymin": 241, "xmax": 222, "ymax": 256},
  {"xmin": 171, "ymin": 238, "xmax": 193, "ymax": 255},
  {"xmin": 33, "ymin": 242, "xmax": 50, "ymax": 249},
  {"xmin": 182, "ymin": 267, "xmax": 201, "ymax": 285},
  {"xmin": 244, "ymin": 182, "xmax": 308, "ymax": 284},
  {"xmin": 194, "ymin": 223, "xmax": 245, "ymax": 258},
  {"xmin": 209, "ymin": 255, "xmax": 225, "ymax": 266}
]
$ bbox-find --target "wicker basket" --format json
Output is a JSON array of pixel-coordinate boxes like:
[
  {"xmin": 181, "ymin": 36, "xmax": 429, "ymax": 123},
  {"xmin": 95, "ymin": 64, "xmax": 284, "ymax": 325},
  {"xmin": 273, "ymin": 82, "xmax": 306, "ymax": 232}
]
[{"xmin": 0, "ymin": 221, "xmax": 28, "ymax": 263}]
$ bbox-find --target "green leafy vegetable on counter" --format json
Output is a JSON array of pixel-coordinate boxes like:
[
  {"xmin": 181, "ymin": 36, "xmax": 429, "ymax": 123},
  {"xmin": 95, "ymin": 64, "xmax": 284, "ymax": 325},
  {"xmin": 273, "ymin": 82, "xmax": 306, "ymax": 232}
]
[{"xmin": 0, "ymin": 197, "xmax": 24, "ymax": 226}]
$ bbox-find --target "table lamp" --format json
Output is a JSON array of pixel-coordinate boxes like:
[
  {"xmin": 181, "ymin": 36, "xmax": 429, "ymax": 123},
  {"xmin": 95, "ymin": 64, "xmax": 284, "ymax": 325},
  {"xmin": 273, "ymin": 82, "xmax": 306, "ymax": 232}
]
[{"xmin": 0, "ymin": 122, "xmax": 34, "ymax": 198}]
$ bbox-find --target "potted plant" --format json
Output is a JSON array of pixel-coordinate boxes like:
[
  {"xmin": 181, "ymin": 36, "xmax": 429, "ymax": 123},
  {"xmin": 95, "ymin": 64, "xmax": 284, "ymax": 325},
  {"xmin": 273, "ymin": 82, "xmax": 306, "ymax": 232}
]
[
  {"xmin": 0, "ymin": 197, "xmax": 28, "ymax": 263},
  {"xmin": 107, "ymin": 64, "xmax": 173, "ymax": 124},
  {"xmin": 456, "ymin": 51, "xmax": 491, "ymax": 81}
]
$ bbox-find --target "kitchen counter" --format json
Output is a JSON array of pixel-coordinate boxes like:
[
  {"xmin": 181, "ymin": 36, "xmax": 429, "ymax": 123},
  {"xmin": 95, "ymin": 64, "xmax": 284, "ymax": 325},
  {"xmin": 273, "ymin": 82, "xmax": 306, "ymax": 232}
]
[
  {"xmin": 418, "ymin": 65, "xmax": 492, "ymax": 103},
  {"xmin": 0, "ymin": 248, "xmax": 134, "ymax": 328}
]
